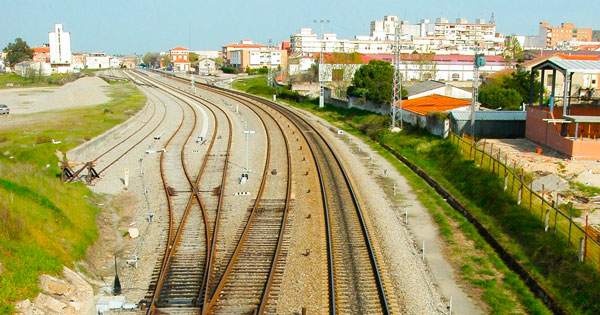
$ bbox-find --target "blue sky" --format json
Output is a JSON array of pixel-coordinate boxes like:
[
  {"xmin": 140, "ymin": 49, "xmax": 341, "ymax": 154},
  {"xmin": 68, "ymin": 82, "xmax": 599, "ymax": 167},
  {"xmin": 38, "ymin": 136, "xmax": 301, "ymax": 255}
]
[{"xmin": 1, "ymin": 0, "xmax": 599, "ymax": 54}]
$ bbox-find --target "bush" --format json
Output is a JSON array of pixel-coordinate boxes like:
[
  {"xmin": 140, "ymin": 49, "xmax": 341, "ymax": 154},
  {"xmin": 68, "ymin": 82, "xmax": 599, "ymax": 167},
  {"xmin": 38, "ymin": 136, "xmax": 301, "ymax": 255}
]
[
  {"xmin": 35, "ymin": 136, "xmax": 52, "ymax": 144},
  {"xmin": 479, "ymin": 86, "xmax": 523, "ymax": 110},
  {"xmin": 246, "ymin": 67, "xmax": 269, "ymax": 75},
  {"xmin": 221, "ymin": 66, "xmax": 238, "ymax": 74}
]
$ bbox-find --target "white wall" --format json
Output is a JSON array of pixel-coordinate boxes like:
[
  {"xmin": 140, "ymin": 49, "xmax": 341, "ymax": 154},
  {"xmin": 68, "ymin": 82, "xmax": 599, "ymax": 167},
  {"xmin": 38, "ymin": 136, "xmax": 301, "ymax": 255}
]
[{"xmin": 86, "ymin": 56, "xmax": 110, "ymax": 69}]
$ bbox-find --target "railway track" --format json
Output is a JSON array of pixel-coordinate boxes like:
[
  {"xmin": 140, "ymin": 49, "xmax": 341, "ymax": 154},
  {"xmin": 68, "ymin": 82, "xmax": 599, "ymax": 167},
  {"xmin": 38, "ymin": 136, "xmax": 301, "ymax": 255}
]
[
  {"xmin": 138, "ymin": 70, "xmax": 398, "ymax": 313},
  {"xmin": 136, "ymin": 71, "xmax": 295, "ymax": 314},
  {"xmin": 187, "ymin": 75, "xmax": 397, "ymax": 314}
]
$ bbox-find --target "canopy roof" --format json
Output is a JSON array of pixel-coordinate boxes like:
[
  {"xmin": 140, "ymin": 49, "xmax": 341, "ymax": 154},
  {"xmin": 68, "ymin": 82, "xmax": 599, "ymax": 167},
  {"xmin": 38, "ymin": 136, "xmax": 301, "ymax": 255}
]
[{"xmin": 532, "ymin": 56, "xmax": 600, "ymax": 74}]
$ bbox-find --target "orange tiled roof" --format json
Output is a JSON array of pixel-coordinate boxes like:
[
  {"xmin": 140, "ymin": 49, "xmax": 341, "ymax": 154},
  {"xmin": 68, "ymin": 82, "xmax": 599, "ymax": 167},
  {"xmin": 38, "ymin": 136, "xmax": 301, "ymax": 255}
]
[
  {"xmin": 400, "ymin": 94, "xmax": 471, "ymax": 115},
  {"xmin": 171, "ymin": 46, "xmax": 189, "ymax": 51},
  {"xmin": 224, "ymin": 44, "xmax": 266, "ymax": 49},
  {"xmin": 555, "ymin": 53, "xmax": 599, "ymax": 60},
  {"xmin": 32, "ymin": 47, "xmax": 50, "ymax": 53}
]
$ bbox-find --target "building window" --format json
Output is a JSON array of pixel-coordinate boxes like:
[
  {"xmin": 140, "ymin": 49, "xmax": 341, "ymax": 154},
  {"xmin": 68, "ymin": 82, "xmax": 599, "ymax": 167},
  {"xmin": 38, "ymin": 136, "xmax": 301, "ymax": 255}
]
[{"xmin": 451, "ymin": 73, "xmax": 460, "ymax": 81}]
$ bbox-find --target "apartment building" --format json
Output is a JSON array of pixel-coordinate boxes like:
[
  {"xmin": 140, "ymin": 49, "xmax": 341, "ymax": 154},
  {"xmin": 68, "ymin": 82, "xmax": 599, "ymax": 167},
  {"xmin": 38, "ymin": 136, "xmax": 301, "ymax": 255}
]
[
  {"xmin": 229, "ymin": 49, "xmax": 288, "ymax": 72},
  {"xmin": 525, "ymin": 22, "xmax": 594, "ymax": 49},
  {"xmin": 48, "ymin": 23, "xmax": 72, "ymax": 73},
  {"xmin": 222, "ymin": 40, "xmax": 266, "ymax": 66},
  {"xmin": 290, "ymin": 15, "xmax": 504, "ymax": 56}
]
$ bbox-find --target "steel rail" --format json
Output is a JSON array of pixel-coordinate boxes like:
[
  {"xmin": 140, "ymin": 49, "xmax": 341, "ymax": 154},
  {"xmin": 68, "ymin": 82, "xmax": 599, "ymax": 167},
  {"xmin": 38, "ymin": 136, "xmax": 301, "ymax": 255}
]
[
  {"xmin": 132, "ymin": 71, "xmax": 233, "ymax": 313},
  {"xmin": 202, "ymin": 83, "xmax": 391, "ymax": 314}
]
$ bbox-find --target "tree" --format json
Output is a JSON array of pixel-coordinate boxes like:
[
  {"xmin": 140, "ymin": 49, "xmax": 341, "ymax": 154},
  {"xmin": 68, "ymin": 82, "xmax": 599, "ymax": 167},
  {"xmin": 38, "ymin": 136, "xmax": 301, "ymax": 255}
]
[
  {"xmin": 142, "ymin": 52, "xmax": 159, "ymax": 67},
  {"xmin": 160, "ymin": 54, "xmax": 170, "ymax": 68},
  {"xmin": 4, "ymin": 38, "xmax": 33, "ymax": 67},
  {"xmin": 347, "ymin": 60, "xmax": 407, "ymax": 104},
  {"xmin": 189, "ymin": 52, "xmax": 199, "ymax": 63},
  {"xmin": 482, "ymin": 65, "xmax": 541, "ymax": 106},
  {"xmin": 502, "ymin": 35, "xmax": 523, "ymax": 67},
  {"xmin": 479, "ymin": 86, "xmax": 523, "ymax": 110}
]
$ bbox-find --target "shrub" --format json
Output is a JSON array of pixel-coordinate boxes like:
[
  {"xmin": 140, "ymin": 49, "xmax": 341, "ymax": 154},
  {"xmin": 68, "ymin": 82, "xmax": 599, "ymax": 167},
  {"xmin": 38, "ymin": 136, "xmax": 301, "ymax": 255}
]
[{"xmin": 221, "ymin": 66, "xmax": 238, "ymax": 74}]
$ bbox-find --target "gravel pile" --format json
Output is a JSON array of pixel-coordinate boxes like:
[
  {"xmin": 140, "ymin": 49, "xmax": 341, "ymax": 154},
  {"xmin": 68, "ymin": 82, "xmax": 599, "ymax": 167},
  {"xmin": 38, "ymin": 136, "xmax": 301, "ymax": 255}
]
[{"xmin": 1, "ymin": 77, "xmax": 110, "ymax": 114}]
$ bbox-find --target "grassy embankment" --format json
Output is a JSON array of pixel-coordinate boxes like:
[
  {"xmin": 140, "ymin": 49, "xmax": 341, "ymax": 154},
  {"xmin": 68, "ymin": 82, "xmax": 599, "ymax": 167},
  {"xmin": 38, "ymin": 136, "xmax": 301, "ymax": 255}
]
[
  {"xmin": 234, "ymin": 76, "xmax": 600, "ymax": 314},
  {"xmin": 0, "ymin": 81, "xmax": 146, "ymax": 314},
  {"xmin": 0, "ymin": 70, "xmax": 99, "ymax": 89}
]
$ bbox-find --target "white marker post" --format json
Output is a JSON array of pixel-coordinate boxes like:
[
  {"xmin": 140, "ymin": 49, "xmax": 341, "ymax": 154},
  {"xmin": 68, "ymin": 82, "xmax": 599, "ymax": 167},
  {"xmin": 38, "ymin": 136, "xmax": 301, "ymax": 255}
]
[
  {"xmin": 244, "ymin": 130, "xmax": 256, "ymax": 172},
  {"xmin": 124, "ymin": 168, "xmax": 129, "ymax": 188}
]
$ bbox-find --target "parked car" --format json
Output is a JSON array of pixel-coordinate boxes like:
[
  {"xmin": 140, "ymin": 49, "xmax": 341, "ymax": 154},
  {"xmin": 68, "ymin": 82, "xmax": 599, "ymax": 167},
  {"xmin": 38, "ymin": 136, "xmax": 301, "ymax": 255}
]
[{"xmin": 0, "ymin": 104, "xmax": 9, "ymax": 115}]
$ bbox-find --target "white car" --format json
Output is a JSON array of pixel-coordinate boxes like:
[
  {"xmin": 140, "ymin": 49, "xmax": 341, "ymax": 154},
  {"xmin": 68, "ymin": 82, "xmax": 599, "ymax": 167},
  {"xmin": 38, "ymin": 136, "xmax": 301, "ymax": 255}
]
[{"xmin": 0, "ymin": 104, "xmax": 9, "ymax": 115}]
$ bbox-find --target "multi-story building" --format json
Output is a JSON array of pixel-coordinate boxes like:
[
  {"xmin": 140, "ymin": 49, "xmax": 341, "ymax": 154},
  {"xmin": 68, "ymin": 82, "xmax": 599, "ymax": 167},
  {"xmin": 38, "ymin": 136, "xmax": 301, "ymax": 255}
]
[
  {"xmin": 222, "ymin": 40, "xmax": 266, "ymax": 66},
  {"xmin": 169, "ymin": 47, "xmax": 190, "ymax": 72},
  {"xmin": 525, "ymin": 22, "xmax": 594, "ymax": 49},
  {"xmin": 31, "ymin": 45, "xmax": 50, "ymax": 63},
  {"xmin": 290, "ymin": 15, "xmax": 504, "ymax": 56},
  {"xmin": 229, "ymin": 48, "xmax": 288, "ymax": 72},
  {"xmin": 48, "ymin": 23, "xmax": 72, "ymax": 73}
]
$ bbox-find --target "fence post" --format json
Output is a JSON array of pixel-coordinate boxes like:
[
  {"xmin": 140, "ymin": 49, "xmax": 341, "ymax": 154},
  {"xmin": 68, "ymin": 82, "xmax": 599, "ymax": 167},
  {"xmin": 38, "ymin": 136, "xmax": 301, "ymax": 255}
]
[
  {"xmin": 518, "ymin": 170, "xmax": 524, "ymax": 205},
  {"xmin": 468, "ymin": 136, "xmax": 473, "ymax": 160},
  {"xmin": 579, "ymin": 238, "xmax": 585, "ymax": 262},
  {"xmin": 480, "ymin": 140, "xmax": 486, "ymax": 166},
  {"xmin": 504, "ymin": 175, "xmax": 509, "ymax": 191},
  {"xmin": 497, "ymin": 149, "xmax": 502, "ymax": 175},
  {"xmin": 529, "ymin": 182, "xmax": 533, "ymax": 212},
  {"xmin": 569, "ymin": 204, "xmax": 573, "ymax": 243},
  {"xmin": 545, "ymin": 209, "xmax": 550, "ymax": 232},
  {"xmin": 510, "ymin": 161, "xmax": 517, "ymax": 194},
  {"xmin": 554, "ymin": 196, "xmax": 559, "ymax": 235},
  {"xmin": 585, "ymin": 215, "xmax": 589, "ymax": 261},
  {"xmin": 540, "ymin": 184, "xmax": 545, "ymax": 220},
  {"xmin": 489, "ymin": 143, "xmax": 494, "ymax": 172}
]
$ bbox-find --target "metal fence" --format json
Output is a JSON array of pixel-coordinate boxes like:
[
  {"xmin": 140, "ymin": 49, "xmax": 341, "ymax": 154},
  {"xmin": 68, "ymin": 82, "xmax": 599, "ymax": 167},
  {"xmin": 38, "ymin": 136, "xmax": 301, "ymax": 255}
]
[{"xmin": 449, "ymin": 131, "xmax": 600, "ymax": 271}]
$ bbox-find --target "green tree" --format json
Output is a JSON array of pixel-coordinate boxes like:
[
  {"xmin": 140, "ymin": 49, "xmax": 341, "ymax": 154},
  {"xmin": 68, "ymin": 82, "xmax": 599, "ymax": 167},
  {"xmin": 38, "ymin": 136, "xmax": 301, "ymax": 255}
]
[
  {"xmin": 4, "ymin": 38, "xmax": 33, "ymax": 67},
  {"xmin": 160, "ymin": 54, "xmax": 170, "ymax": 68},
  {"xmin": 482, "ymin": 65, "xmax": 541, "ymax": 106},
  {"xmin": 142, "ymin": 52, "xmax": 159, "ymax": 67},
  {"xmin": 347, "ymin": 60, "xmax": 407, "ymax": 104},
  {"xmin": 479, "ymin": 86, "xmax": 523, "ymax": 110},
  {"xmin": 502, "ymin": 35, "xmax": 524, "ymax": 67},
  {"xmin": 189, "ymin": 52, "xmax": 199, "ymax": 63}
]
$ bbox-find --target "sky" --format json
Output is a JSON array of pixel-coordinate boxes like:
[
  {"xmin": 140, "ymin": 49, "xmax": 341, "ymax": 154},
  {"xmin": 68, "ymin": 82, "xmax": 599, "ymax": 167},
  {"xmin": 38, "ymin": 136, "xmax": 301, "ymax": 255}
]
[{"xmin": 2, "ymin": 0, "xmax": 599, "ymax": 55}]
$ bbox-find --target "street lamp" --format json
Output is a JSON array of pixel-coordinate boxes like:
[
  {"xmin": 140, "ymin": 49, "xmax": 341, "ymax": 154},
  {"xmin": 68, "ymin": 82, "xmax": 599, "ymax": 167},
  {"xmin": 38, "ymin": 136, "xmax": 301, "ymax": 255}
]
[
  {"xmin": 243, "ymin": 130, "xmax": 255, "ymax": 173},
  {"xmin": 314, "ymin": 19, "xmax": 330, "ymax": 108}
]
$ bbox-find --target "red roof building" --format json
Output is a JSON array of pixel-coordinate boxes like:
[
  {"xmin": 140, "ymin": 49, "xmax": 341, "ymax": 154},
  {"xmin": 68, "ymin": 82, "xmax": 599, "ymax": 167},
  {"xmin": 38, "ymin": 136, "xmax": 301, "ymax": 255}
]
[
  {"xmin": 401, "ymin": 94, "xmax": 472, "ymax": 115},
  {"xmin": 32, "ymin": 46, "xmax": 50, "ymax": 63},
  {"xmin": 170, "ymin": 46, "xmax": 190, "ymax": 72},
  {"xmin": 221, "ymin": 40, "xmax": 266, "ymax": 66}
]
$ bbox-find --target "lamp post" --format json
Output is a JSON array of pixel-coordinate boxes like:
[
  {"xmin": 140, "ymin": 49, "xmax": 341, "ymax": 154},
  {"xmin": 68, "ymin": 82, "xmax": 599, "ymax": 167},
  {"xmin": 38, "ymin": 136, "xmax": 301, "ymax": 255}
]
[
  {"xmin": 244, "ymin": 130, "xmax": 255, "ymax": 172},
  {"xmin": 314, "ymin": 19, "xmax": 330, "ymax": 108}
]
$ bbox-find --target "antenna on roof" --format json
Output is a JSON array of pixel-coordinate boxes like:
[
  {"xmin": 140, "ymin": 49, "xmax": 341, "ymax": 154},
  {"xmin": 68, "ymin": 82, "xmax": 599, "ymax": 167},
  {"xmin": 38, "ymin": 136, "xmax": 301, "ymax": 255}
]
[{"xmin": 490, "ymin": 12, "xmax": 495, "ymax": 24}]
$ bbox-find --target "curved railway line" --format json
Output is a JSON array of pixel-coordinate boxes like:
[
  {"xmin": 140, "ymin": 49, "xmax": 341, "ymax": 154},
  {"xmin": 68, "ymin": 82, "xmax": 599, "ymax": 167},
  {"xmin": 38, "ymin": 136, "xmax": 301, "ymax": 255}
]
[{"xmin": 137, "ymin": 70, "xmax": 398, "ymax": 314}]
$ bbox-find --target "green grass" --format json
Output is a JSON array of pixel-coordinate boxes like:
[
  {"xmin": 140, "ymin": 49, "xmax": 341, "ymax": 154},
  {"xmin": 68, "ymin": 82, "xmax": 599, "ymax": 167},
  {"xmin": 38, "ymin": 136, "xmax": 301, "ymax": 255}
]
[
  {"xmin": 234, "ymin": 77, "xmax": 600, "ymax": 314},
  {"xmin": 0, "ymin": 72, "xmax": 91, "ymax": 89},
  {"xmin": 0, "ymin": 81, "xmax": 146, "ymax": 314}
]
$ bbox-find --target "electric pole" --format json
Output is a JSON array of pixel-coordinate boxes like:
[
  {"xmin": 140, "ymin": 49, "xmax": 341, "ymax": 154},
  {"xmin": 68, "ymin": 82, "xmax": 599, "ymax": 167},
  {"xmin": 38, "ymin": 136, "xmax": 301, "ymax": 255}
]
[
  {"xmin": 390, "ymin": 21, "xmax": 402, "ymax": 131},
  {"xmin": 267, "ymin": 39, "xmax": 274, "ymax": 87},
  {"xmin": 315, "ymin": 19, "xmax": 330, "ymax": 108},
  {"xmin": 471, "ymin": 45, "xmax": 486, "ymax": 144}
]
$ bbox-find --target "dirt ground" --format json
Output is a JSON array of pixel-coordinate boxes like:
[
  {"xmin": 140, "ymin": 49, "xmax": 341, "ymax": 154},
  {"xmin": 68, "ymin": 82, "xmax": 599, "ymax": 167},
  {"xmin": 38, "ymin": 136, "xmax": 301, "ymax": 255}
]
[
  {"xmin": 483, "ymin": 138, "xmax": 600, "ymax": 226},
  {"xmin": 0, "ymin": 76, "xmax": 110, "ymax": 114}
]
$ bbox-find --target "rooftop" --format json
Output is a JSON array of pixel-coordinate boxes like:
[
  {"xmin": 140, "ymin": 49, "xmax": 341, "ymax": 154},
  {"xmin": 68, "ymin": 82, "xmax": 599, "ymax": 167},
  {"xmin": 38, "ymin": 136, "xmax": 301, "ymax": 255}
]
[
  {"xmin": 404, "ymin": 80, "xmax": 445, "ymax": 96},
  {"xmin": 170, "ymin": 47, "xmax": 189, "ymax": 51},
  {"xmin": 450, "ymin": 110, "xmax": 527, "ymax": 121},
  {"xmin": 400, "ymin": 94, "xmax": 471, "ymax": 115}
]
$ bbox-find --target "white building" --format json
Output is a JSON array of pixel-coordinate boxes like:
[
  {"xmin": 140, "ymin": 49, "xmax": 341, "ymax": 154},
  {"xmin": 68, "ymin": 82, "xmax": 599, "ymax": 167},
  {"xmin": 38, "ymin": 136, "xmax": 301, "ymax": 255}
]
[
  {"xmin": 197, "ymin": 58, "xmax": 216, "ymax": 74},
  {"xmin": 110, "ymin": 57, "xmax": 122, "ymax": 68},
  {"xmin": 48, "ymin": 23, "xmax": 72, "ymax": 73},
  {"xmin": 86, "ymin": 53, "xmax": 110, "ymax": 69},
  {"xmin": 191, "ymin": 50, "xmax": 220, "ymax": 59},
  {"xmin": 290, "ymin": 15, "xmax": 505, "ymax": 56}
]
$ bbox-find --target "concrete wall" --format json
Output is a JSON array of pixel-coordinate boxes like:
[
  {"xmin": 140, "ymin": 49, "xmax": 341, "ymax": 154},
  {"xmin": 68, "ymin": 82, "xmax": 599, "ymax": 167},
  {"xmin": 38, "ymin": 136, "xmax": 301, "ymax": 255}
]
[
  {"xmin": 426, "ymin": 115, "xmax": 450, "ymax": 138},
  {"xmin": 348, "ymin": 96, "xmax": 391, "ymax": 115}
]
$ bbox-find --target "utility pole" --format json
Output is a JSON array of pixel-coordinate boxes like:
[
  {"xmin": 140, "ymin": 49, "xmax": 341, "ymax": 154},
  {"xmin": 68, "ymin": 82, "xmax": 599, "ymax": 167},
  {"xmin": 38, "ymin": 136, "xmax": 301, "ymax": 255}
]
[
  {"xmin": 267, "ymin": 39, "xmax": 273, "ymax": 87},
  {"xmin": 390, "ymin": 21, "xmax": 402, "ymax": 131},
  {"xmin": 471, "ymin": 45, "xmax": 486, "ymax": 145},
  {"xmin": 315, "ymin": 19, "xmax": 330, "ymax": 108}
]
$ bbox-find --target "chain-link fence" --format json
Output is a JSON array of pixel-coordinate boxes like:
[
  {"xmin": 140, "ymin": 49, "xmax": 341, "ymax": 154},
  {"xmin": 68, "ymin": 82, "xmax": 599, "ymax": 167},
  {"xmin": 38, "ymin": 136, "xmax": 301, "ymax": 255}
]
[{"xmin": 449, "ymin": 132, "xmax": 600, "ymax": 271}]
